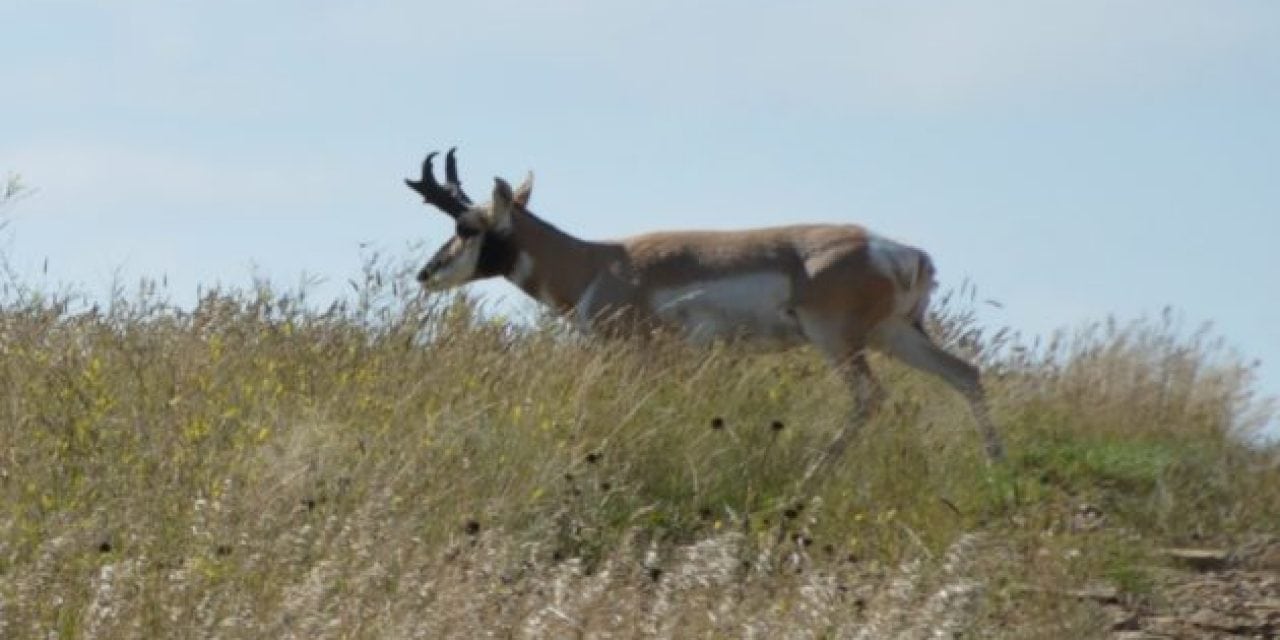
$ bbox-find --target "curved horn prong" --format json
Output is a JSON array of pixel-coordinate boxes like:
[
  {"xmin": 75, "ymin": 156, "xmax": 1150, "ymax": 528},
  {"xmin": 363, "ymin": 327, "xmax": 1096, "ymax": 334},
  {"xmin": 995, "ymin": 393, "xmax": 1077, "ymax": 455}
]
[
  {"xmin": 445, "ymin": 148, "xmax": 460, "ymax": 184},
  {"xmin": 444, "ymin": 147, "xmax": 472, "ymax": 205},
  {"xmin": 423, "ymin": 151, "xmax": 440, "ymax": 181},
  {"xmin": 404, "ymin": 152, "xmax": 439, "ymax": 193}
]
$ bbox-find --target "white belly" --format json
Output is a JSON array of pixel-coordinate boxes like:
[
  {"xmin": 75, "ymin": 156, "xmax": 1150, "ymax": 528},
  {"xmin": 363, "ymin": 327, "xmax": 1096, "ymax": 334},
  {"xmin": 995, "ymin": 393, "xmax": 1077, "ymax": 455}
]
[{"xmin": 649, "ymin": 272, "xmax": 805, "ymax": 346}]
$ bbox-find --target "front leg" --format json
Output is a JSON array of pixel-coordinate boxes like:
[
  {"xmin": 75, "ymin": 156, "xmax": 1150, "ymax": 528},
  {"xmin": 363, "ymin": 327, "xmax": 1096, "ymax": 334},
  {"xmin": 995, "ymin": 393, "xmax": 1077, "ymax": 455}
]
[{"xmin": 825, "ymin": 352, "xmax": 885, "ymax": 458}]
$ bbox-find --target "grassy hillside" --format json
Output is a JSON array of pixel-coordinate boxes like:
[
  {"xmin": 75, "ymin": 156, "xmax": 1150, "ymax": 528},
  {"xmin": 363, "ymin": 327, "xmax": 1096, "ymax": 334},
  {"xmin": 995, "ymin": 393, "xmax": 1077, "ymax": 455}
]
[{"xmin": 1, "ymin": 257, "xmax": 1277, "ymax": 638}]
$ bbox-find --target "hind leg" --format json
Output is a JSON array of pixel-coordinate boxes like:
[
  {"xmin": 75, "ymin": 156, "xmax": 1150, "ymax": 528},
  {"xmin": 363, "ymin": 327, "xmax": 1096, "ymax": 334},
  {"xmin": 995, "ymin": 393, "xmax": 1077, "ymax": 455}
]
[{"xmin": 876, "ymin": 321, "xmax": 1006, "ymax": 462}]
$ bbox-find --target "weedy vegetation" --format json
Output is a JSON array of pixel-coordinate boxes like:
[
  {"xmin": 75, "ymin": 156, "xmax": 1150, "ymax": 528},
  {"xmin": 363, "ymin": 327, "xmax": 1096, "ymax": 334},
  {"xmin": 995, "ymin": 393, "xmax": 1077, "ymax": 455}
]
[{"xmin": 0, "ymin": 247, "xmax": 1277, "ymax": 638}]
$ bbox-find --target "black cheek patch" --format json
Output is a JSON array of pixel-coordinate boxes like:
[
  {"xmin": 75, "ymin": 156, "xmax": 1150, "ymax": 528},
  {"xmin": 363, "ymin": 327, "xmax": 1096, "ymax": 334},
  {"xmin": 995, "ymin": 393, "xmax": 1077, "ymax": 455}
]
[{"xmin": 474, "ymin": 233, "xmax": 518, "ymax": 279}]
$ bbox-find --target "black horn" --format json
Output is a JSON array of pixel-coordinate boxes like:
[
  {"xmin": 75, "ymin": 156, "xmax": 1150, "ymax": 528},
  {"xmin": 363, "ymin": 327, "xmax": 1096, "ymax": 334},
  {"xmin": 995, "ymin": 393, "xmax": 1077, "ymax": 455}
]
[
  {"xmin": 444, "ymin": 148, "xmax": 472, "ymax": 205},
  {"xmin": 405, "ymin": 148, "xmax": 471, "ymax": 217}
]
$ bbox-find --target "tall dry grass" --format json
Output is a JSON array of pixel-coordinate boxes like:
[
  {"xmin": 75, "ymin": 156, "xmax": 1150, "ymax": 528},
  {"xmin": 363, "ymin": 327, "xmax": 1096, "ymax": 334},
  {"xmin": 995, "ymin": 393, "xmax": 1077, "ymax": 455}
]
[{"xmin": 0, "ymin": 254, "xmax": 1276, "ymax": 638}]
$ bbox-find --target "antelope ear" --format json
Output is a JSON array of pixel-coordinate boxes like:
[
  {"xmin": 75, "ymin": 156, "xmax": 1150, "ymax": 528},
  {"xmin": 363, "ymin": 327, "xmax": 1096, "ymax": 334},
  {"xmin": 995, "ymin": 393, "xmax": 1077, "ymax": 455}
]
[
  {"xmin": 488, "ymin": 177, "xmax": 515, "ymax": 231},
  {"xmin": 513, "ymin": 171, "xmax": 534, "ymax": 207}
]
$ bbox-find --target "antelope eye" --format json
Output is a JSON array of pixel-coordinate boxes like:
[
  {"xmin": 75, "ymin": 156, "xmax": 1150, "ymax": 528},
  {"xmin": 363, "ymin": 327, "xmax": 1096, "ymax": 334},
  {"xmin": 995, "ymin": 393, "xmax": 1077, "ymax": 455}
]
[{"xmin": 456, "ymin": 224, "xmax": 481, "ymax": 238}]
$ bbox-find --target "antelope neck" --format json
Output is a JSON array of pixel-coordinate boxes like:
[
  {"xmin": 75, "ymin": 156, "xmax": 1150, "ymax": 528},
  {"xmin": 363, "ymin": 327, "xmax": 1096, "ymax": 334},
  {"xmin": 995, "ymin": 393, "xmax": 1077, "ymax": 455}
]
[{"xmin": 504, "ymin": 210, "xmax": 613, "ymax": 313}]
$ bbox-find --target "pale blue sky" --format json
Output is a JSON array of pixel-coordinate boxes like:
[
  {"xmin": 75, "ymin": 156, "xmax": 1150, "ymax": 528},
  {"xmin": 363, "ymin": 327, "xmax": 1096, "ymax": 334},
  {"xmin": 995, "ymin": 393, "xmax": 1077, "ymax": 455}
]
[{"xmin": 3, "ymin": 2, "xmax": 1278, "ymax": 428}]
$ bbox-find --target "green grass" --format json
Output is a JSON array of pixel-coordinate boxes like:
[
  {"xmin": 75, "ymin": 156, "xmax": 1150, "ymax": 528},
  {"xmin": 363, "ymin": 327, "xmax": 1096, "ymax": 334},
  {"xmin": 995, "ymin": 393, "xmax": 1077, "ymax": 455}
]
[{"xmin": 0, "ymin": 258, "xmax": 1276, "ymax": 637}]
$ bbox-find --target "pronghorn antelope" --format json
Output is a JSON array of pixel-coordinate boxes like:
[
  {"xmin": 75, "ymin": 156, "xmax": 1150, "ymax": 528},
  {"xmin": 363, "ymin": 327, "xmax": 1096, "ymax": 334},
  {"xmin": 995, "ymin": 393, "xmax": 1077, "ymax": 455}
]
[{"xmin": 406, "ymin": 149, "xmax": 1006, "ymax": 462}]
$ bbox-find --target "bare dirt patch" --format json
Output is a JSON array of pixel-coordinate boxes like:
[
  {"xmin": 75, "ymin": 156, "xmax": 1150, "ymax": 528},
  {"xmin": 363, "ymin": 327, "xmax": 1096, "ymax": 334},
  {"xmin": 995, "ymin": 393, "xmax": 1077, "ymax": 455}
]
[{"xmin": 1106, "ymin": 537, "xmax": 1280, "ymax": 639}]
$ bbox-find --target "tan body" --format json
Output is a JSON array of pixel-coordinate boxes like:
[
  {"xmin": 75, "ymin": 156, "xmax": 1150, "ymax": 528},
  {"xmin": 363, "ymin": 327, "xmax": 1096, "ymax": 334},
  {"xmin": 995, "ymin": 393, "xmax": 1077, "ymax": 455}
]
[
  {"xmin": 505, "ymin": 217, "xmax": 912, "ymax": 344},
  {"xmin": 408, "ymin": 150, "xmax": 1005, "ymax": 462}
]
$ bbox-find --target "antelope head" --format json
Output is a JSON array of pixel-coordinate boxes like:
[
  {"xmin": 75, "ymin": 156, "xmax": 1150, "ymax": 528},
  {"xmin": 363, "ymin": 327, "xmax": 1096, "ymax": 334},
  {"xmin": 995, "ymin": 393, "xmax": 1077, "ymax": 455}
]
[{"xmin": 405, "ymin": 148, "xmax": 532, "ymax": 290}]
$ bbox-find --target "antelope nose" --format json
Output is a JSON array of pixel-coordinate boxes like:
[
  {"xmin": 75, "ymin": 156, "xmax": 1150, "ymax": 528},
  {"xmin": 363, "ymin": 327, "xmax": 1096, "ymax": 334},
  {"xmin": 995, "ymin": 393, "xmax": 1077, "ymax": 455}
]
[{"xmin": 417, "ymin": 267, "xmax": 432, "ymax": 283}]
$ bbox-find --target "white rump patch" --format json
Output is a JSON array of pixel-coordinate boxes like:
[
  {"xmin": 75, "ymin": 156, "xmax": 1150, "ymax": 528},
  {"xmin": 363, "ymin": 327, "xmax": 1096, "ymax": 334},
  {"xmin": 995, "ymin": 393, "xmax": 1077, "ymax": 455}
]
[
  {"xmin": 866, "ymin": 233, "xmax": 935, "ymax": 321},
  {"xmin": 650, "ymin": 272, "xmax": 804, "ymax": 345},
  {"xmin": 866, "ymin": 234, "xmax": 916, "ymax": 290}
]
